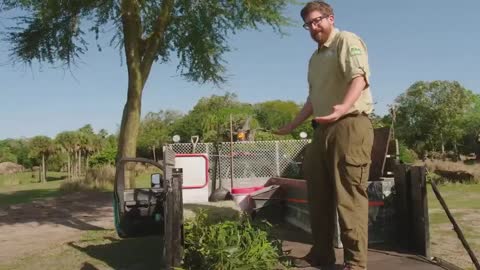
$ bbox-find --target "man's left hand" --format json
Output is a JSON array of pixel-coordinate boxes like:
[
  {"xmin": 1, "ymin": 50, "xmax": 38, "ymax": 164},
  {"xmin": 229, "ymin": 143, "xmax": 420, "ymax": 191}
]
[{"xmin": 314, "ymin": 104, "xmax": 349, "ymax": 123}]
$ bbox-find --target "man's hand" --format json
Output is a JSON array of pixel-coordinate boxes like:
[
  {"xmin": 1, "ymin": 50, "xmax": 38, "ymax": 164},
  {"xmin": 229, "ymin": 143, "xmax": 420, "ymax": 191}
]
[
  {"xmin": 274, "ymin": 124, "xmax": 294, "ymax": 135},
  {"xmin": 314, "ymin": 104, "xmax": 349, "ymax": 123}
]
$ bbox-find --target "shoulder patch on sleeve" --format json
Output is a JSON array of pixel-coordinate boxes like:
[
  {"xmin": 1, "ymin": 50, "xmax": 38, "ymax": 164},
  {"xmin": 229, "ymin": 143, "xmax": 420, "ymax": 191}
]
[{"xmin": 350, "ymin": 46, "xmax": 363, "ymax": 56}]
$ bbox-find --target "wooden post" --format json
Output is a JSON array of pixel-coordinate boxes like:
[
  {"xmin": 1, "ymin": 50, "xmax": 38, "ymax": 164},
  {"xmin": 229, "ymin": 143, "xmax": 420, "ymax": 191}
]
[
  {"xmin": 171, "ymin": 168, "xmax": 184, "ymax": 267},
  {"xmin": 162, "ymin": 147, "xmax": 183, "ymax": 269},
  {"xmin": 163, "ymin": 172, "xmax": 173, "ymax": 269},
  {"xmin": 230, "ymin": 114, "xmax": 234, "ymax": 190},
  {"xmin": 409, "ymin": 166, "xmax": 430, "ymax": 257},
  {"xmin": 394, "ymin": 162, "xmax": 410, "ymax": 250},
  {"xmin": 163, "ymin": 167, "xmax": 184, "ymax": 269}
]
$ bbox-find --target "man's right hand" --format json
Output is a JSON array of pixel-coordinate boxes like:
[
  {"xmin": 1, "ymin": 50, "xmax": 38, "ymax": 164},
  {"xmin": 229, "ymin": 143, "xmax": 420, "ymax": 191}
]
[
  {"xmin": 273, "ymin": 99, "xmax": 312, "ymax": 135},
  {"xmin": 274, "ymin": 124, "xmax": 294, "ymax": 135}
]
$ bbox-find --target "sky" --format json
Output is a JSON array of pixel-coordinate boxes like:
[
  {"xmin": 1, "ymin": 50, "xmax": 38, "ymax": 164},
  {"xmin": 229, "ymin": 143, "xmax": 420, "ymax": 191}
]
[{"xmin": 1, "ymin": 0, "xmax": 479, "ymax": 140}]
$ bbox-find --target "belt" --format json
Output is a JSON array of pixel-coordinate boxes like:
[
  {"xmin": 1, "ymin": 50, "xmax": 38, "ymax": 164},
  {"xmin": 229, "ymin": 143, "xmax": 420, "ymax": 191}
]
[{"xmin": 311, "ymin": 112, "xmax": 368, "ymax": 129}]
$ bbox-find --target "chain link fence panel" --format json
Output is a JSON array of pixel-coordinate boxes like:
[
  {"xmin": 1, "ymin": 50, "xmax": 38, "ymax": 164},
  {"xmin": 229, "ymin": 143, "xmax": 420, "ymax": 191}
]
[{"xmin": 167, "ymin": 139, "xmax": 311, "ymax": 191}]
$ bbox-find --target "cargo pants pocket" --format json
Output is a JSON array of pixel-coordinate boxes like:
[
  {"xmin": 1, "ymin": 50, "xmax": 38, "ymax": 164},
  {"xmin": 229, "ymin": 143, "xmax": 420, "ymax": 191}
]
[{"xmin": 342, "ymin": 155, "xmax": 370, "ymax": 188}]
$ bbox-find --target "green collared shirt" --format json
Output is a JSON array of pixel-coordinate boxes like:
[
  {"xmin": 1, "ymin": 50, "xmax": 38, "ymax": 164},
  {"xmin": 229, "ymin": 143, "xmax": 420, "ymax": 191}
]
[{"xmin": 307, "ymin": 29, "xmax": 374, "ymax": 117}]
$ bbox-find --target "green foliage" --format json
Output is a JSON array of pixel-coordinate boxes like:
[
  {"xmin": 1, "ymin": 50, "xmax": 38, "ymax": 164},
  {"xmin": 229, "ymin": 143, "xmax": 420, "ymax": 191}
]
[
  {"xmin": 29, "ymin": 135, "xmax": 55, "ymax": 159},
  {"xmin": 137, "ymin": 110, "xmax": 181, "ymax": 158},
  {"xmin": 460, "ymin": 94, "xmax": 480, "ymax": 155},
  {"xmin": 62, "ymin": 165, "xmax": 115, "ymax": 192},
  {"xmin": 254, "ymin": 100, "xmax": 313, "ymax": 140},
  {"xmin": 0, "ymin": 171, "xmax": 37, "ymax": 187},
  {"xmin": 183, "ymin": 211, "xmax": 287, "ymax": 270},
  {"xmin": 171, "ymin": 93, "xmax": 260, "ymax": 143},
  {"xmin": 254, "ymin": 100, "xmax": 300, "ymax": 130},
  {"xmin": 89, "ymin": 144, "xmax": 117, "ymax": 168},
  {"xmin": 0, "ymin": 144, "xmax": 17, "ymax": 163},
  {"xmin": 55, "ymin": 131, "xmax": 79, "ymax": 153},
  {"xmin": 0, "ymin": 139, "xmax": 34, "ymax": 167},
  {"xmin": 254, "ymin": 130, "xmax": 293, "ymax": 141},
  {"xmin": 370, "ymin": 113, "xmax": 392, "ymax": 129},
  {"xmin": 47, "ymin": 152, "xmax": 67, "ymax": 172},
  {"xmin": 398, "ymin": 142, "xmax": 418, "ymax": 164},
  {"xmin": 394, "ymin": 80, "xmax": 475, "ymax": 154},
  {"xmin": 170, "ymin": 94, "xmax": 316, "ymax": 143}
]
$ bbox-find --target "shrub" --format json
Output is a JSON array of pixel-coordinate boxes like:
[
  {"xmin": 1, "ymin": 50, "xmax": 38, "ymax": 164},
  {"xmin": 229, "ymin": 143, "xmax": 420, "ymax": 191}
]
[
  {"xmin": 182, "ymin": 211, "xmax": 288, "ymax": 270},
  {"xmin": 84, "ymin": 165, "xmax": 115, "ymax": 188},
  {"xmin": 60, "ymin": 165, "xmax": 115, "ymax": 192},
  {"xmin": 427, "ymin": 172, "xmax": 448, "ymax": 185},
  {"xmin": 399, "ymin": 142, "xmax": 418, "ymax": 164},
  {"xmin": 89, "ymin": 146, "xmax": 117, "ymax": 168}
]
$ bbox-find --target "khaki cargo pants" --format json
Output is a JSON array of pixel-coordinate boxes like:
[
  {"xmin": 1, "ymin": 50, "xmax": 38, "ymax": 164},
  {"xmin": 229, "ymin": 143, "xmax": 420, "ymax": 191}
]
[{"xmin": 303, "ymin": 114, "xmax": 373, "ymax": 269}]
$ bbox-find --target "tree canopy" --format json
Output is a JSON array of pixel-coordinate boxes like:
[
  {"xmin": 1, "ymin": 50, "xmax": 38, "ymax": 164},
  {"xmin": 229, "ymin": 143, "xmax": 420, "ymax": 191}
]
[{"xmin": 394, "ymin": 80, "xmax": 476, "ymax": 155}]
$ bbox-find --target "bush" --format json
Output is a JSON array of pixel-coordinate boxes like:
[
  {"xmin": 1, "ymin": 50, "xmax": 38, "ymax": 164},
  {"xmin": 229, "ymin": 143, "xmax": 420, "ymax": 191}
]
[
  {"xmin": 60, "ymin": 165, "xmax": 115, "ymax": 192},
  {"xmin": 182, "ymin": 211, "xmax": 288, "ymax": 270},
  {"xmin": 399, "ymin": 142, "xmax": 418, "ymax": 164},
  {"xmin": 89, "ymin": 146, "xmax": 117, "ymax": 168},
  {"xmin": 47, "ymin": 152, "xmax": 67, "ymax": 172},
  {"xmin": 427, "ymin": 172, "xmax": 447, "ymax": 185},
  {"xmin": 254, "ymin": 130, "xmax": 293, "ymax": 141}
]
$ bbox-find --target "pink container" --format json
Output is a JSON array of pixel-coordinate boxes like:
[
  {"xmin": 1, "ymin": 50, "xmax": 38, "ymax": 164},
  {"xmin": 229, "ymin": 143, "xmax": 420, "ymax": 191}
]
[{"xmin": 231, "ymin": 186, "xmax": 264, "ymax": 211}]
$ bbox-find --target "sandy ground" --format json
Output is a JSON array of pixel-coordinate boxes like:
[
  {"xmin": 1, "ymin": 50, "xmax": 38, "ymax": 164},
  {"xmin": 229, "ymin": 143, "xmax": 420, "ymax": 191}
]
[
  {"xmin": 0, "ymin": 191, "xmax": 243, "ymax": 265},
  {"xmin": 0, "ymin": 192, "xmax": 114, "ymax": 264}
]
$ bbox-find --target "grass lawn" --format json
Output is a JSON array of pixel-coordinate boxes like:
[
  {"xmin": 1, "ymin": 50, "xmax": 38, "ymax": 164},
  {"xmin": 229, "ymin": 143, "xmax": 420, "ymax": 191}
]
[
  {"xmin": 428, "ymin": 183, "xmax": 480, "ymax": 270},
  {"xmin": 0, "ymin": 171, "xmax": 67, "ymax": 187},
  {"xmin": 0, "ymin": 172, "xmax": 67, "ymax": 207}
]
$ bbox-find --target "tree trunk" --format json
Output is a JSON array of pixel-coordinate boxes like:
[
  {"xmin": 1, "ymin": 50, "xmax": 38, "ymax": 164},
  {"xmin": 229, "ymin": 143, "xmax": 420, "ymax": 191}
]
[
  {"xmin": 440, "ymin": 133, "xmax": 445, "ymax": 155},
  {"xmin": 42, "ymin": 154, "xmax": 46, "ymax": 183},
  {"xmin": 72, "ymin": 151, "xmax": 76, "ymax": 177},
  {"xmin": 152, "ymin": 145, "xmax": 156, "ymax": 161},
  {"xmin": 115, "ymin": 0, "xmax": 174, "ymax": 188},
  {"xmin": 79, "ymin": 150, "xmax": 82, "ymax": 176},
  {"xmin": 453, "ymin": 141, "xmax": 459, "ymax": 162},
  {"xmin": 67, "ymin": 153, "xmax": 71, "ymax": 180},
  {"xmin": 116, "ymin": 82, "xmax": 143, "ymax": 189},
  {"xmin": 44, "ymin": 156, "xmax": 48, "ymax": 182},
  {"xmin": 86, "ymin": 154, "xmax": 89, "ymax": 172}
]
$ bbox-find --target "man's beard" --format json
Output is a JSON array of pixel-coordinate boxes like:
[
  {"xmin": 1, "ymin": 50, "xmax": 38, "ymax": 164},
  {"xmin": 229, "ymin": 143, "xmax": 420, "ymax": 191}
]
[{"xmin": 311, "ymin": 25, "xmax": 333, "ymax": 45}]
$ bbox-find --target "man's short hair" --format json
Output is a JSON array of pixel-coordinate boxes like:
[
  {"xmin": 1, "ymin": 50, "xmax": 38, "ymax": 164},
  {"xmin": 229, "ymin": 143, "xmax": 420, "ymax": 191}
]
[{"xmin": 300, "ymin": 1, "xmax": 334, "ymax": 20}]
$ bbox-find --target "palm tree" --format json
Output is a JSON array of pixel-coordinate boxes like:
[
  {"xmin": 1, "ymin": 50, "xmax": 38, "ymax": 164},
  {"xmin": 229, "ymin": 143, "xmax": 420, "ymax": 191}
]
[
  {"xmin": 55, "ymin": 131, "xmax": 78, "ymax": 180},
  {"xmin": 29, "ymin": 136, "xmax": 56, "ymax": 183}
]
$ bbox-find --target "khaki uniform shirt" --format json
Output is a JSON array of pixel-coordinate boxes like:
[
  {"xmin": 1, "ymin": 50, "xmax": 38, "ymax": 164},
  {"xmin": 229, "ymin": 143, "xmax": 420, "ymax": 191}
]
[{"xmin": 308, "ymin": 29, "xmax": 374, "ymax": 117}]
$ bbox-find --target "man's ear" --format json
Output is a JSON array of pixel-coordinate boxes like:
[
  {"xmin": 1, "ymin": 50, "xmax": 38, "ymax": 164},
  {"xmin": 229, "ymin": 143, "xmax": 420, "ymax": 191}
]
[{"xmin": 328, "ymin": 15, "xmax": 335, "ymax": 25}]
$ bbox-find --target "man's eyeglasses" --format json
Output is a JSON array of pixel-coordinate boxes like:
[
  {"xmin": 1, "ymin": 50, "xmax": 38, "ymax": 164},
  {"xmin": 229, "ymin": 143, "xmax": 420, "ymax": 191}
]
[{"xmin": 302, "ymin": 15, "xmax": 329, "ymax": 30}]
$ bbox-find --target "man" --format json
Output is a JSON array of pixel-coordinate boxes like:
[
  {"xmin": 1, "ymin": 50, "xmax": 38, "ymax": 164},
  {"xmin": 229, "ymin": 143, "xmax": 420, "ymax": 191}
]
[{"xmin": 275, "ymin": 1, "xmax": 374, "ymax": 270}]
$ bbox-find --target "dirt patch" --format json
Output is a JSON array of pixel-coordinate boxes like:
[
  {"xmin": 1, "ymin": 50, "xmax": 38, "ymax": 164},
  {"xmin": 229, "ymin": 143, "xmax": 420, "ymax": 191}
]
[
  {"xmin": 0, "ymin": 193, "xmax": 243, "ymax": 266},
  {"xmin": 0, "ymin": 191, "xmax": 113, "ymax": 264}
]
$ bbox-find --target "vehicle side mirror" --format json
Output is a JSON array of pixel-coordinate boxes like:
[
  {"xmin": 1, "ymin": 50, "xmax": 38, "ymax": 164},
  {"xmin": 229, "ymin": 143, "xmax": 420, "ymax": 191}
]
[{"xmin": 151, "ymin": 173, "xmax": 162, "ymax": 188}]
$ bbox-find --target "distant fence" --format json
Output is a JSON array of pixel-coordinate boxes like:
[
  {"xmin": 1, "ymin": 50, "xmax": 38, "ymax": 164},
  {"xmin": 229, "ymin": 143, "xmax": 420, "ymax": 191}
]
[{"xmin": 167, "ymin": 140, "xmax": 310, "ymax": 190}]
